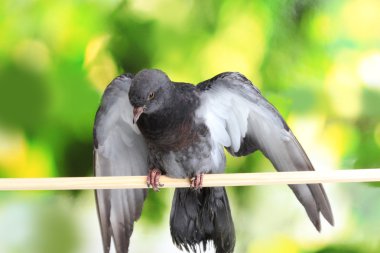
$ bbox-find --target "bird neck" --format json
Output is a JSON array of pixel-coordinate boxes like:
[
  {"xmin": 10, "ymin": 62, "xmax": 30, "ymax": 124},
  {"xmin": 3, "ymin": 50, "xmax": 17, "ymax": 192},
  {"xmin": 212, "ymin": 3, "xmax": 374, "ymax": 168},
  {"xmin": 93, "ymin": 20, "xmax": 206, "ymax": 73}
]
[{"xmin": 137, "ymin": 87, "xmax": 200, "ymax": 150}]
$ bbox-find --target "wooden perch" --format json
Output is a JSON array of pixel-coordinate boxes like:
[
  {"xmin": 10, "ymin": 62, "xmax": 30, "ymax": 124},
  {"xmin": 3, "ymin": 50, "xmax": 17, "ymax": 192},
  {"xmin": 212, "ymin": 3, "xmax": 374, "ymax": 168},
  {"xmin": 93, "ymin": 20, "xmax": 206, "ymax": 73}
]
[{"xmin": 0, "ymin": 168, "xmax": 379, "ymax": 191}]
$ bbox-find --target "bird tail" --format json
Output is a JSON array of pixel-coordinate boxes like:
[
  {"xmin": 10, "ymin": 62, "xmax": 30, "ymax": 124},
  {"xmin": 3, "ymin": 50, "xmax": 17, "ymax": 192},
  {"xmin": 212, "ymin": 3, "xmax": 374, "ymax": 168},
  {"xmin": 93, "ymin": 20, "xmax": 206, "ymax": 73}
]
[{"xmin": 170, "ymin": 187, "xmax": 235, "ymax": 253}]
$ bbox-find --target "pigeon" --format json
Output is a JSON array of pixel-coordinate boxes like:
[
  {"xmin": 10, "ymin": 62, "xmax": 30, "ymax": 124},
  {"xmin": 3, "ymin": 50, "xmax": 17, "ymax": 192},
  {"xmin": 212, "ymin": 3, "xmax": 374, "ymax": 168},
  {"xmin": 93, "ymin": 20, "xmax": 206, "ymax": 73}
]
[{"xmin": 93, "ymin": 69, "xmax": 334, "ymax": 253}]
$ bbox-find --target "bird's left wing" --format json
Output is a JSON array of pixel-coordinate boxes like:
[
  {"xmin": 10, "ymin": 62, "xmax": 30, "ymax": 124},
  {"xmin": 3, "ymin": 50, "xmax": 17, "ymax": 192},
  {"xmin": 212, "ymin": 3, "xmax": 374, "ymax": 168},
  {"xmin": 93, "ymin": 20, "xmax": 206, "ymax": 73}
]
[
  {"xmin": 195, "ymin": 72, "xmax": 333, "ymax": 231},
  {"xmin": 94, "ymin": 74, "xmax": 149, "ymax": 253}
]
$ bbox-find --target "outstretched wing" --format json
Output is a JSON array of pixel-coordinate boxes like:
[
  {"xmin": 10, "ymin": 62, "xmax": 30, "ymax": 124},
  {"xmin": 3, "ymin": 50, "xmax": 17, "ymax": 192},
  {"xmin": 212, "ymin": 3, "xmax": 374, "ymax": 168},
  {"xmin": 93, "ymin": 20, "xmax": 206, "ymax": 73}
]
[
  {"xmin": 196, "ymin": 72, "xmax": 334, "ymax": 231},
  {"xmin": 94, "ymin": 74, "xmax": 149, "ymax": 252}
]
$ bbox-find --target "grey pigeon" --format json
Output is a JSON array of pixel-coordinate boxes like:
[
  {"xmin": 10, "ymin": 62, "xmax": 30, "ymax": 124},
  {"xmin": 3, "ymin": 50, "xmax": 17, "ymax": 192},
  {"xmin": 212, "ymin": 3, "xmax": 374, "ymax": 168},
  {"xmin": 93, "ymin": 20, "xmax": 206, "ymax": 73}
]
[{"xmin": 93, "ymin": 69, "xmax": 334, "ymax": 253}]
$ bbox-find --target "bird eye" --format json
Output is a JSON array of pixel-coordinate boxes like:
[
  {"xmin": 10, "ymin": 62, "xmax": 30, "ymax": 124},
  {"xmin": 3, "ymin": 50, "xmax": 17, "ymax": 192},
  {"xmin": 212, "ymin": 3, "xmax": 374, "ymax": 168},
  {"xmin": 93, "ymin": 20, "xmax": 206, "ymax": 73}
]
[{"xmin": 148, "ymin": 92, "xmax": 155, "ymax": 100}]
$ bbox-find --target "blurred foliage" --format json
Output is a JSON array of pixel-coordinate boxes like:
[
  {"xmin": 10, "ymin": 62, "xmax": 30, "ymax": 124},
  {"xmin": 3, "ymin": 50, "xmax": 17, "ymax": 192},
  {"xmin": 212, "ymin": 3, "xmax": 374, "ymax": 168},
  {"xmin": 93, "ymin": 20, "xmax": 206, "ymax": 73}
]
[
  {"xmin": 312, "ymin": 245, "xmax": 367, "ymax": 253},
  {"xmin": 0, "ymin": 0, "xmax": 380, "ymax": 252},
  {"xmin": 0, "ymin": 193, "xmax": 80, "ymax": 253}
]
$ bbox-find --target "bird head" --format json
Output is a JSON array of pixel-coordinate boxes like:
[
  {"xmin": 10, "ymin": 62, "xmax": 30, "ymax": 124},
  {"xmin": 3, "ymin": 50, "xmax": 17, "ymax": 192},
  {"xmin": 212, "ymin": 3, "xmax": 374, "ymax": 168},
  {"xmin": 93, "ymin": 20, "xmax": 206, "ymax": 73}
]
[{"xmin": 129, "ymin": 69, "xmax": 173, "ymax": 124}]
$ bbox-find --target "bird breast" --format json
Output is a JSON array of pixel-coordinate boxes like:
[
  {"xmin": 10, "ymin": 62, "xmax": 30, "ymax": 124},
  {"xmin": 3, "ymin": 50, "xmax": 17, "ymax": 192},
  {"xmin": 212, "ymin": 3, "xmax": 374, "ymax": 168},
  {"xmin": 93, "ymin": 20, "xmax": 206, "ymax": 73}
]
[{"xmin": 146, "ymin": 124, "xmax": 225, "ymax": 177}]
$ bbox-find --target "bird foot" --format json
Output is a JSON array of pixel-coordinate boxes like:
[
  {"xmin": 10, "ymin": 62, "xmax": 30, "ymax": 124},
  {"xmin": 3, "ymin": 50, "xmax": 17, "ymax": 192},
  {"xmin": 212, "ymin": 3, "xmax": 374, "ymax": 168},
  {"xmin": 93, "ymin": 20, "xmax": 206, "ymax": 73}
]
[
  {"xmin": 190, "ymin": 173, "xmax": 204, "ymax": 190},
  {"xmin": 147, "ymin": 168, "xmax": 164, "ymax": 192}
]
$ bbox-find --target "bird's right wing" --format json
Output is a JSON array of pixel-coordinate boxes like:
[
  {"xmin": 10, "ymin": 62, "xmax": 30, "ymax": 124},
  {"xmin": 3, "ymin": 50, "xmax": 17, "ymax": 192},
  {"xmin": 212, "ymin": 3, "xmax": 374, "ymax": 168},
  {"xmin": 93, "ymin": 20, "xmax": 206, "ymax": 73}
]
[{"xmin": 94, "ymin": 74, "xmax": 149, "ymax": 253}]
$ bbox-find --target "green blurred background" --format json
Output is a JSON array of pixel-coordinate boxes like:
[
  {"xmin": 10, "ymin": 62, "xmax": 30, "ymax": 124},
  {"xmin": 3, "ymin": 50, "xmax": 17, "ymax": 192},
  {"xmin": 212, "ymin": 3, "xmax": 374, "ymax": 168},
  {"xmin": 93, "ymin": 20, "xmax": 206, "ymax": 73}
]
[{"xmin": 0, "ymin": 0, "xmax": 380, "ymax": 252}]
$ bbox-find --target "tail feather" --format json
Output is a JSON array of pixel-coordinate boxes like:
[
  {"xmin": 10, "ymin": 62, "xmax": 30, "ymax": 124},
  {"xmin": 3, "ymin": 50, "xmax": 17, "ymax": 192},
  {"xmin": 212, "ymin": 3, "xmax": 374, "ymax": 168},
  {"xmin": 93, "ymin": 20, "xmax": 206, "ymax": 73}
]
[{"xmin": 170, "ymin": 187, "xmax": 235, "ymax": 253}]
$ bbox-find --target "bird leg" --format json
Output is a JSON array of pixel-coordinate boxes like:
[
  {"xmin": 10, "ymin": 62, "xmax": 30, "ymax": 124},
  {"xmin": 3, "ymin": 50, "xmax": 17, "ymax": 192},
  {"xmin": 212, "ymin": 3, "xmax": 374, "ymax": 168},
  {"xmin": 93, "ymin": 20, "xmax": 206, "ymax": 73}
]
[
  {"xmin": 146, "ymin": 168, "xmax": 164, "ymax": 191},
  {"xmin": 190, "ymin": 173, "xmax": 204, "ymax": 190}
]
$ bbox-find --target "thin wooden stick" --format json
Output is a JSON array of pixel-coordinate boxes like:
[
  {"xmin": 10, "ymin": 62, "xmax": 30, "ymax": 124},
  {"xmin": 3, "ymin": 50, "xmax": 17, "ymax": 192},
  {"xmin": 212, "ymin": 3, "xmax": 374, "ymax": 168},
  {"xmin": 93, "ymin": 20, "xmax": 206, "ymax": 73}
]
[{"xmin": 0, "ymin": 168, "xmax": 379, "ymax": 191}]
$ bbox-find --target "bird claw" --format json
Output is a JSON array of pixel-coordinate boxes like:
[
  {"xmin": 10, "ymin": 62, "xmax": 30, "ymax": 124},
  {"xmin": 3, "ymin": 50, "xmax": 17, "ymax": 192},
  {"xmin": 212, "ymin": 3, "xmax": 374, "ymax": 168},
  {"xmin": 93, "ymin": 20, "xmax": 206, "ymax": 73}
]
[
  {"xmin": 190, "ymin": 173, "xmax": 204, "ymax": 190},
  {"xmin": 147, "ymin": 168, "xmax": 164, "ymax": 191}
]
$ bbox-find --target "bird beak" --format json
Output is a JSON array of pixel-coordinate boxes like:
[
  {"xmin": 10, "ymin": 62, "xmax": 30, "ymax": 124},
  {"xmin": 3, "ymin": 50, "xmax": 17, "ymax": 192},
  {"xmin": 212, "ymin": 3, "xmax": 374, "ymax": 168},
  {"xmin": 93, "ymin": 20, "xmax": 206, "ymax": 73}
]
[{"xmin": 133, "ymin": 106, "xmax": 144, "ymax": 124}]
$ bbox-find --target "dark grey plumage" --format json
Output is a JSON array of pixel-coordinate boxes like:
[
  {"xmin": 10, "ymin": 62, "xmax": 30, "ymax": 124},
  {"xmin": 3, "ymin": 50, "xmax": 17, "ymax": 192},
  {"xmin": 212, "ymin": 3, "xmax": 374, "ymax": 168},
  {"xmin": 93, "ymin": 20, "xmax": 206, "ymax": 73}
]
[
  {"xmin": 170, "ymin": 187, "xmax": 235, "ymax": 253},
  {"xmin": 94, "ymin": 69, "xmax": 334, "ymax": 253}
]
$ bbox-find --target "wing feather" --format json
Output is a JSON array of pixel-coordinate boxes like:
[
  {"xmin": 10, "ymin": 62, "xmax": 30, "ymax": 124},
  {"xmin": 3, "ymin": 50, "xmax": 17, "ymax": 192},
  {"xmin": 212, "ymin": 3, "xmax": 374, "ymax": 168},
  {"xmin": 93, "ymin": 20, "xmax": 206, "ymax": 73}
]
[
  {"xmin": 196, "ymin": 72, "xmax": 334, "ymax": 231},
  {"xmin": 94, "ymin": 74, "xmax": 149, "ymax": 252}
]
